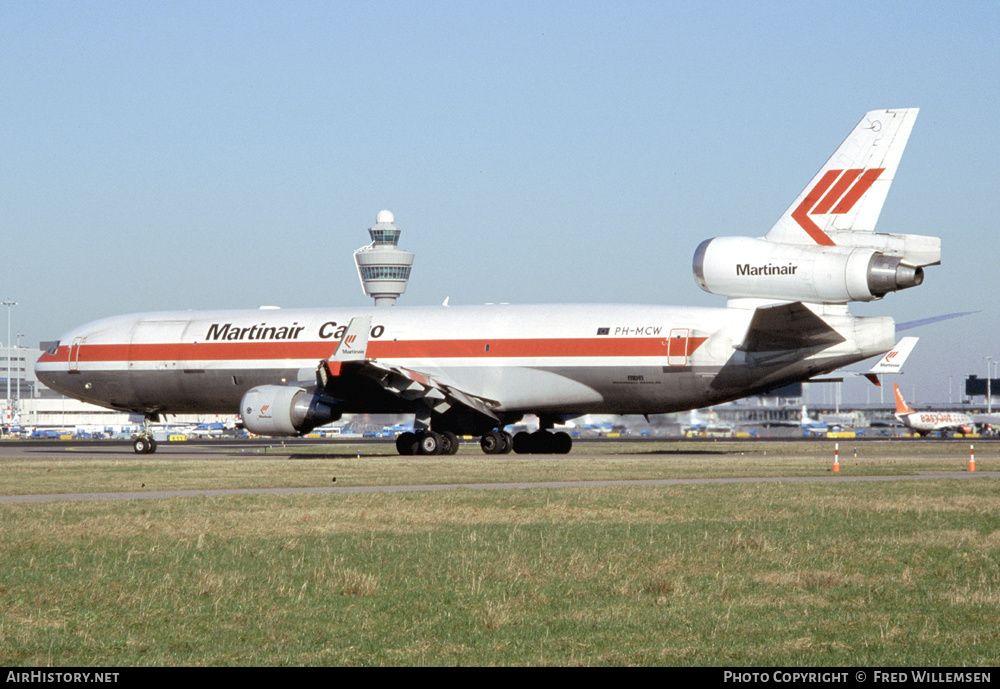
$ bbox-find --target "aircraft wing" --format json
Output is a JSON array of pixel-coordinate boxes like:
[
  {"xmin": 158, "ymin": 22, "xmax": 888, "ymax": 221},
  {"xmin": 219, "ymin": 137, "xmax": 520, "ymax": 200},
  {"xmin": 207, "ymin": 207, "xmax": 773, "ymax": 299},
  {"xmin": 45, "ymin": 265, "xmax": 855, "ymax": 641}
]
[
  {"xmin": 351, "ymin": 361, "xmax": 501, "ymax": 421},
  {"xmin": 319, "ymin": 317, "xmax": 500, "ymax": 422},
  {"xmin": 736, "ymin": 301, "xmax": 845, "ymax": 352}
]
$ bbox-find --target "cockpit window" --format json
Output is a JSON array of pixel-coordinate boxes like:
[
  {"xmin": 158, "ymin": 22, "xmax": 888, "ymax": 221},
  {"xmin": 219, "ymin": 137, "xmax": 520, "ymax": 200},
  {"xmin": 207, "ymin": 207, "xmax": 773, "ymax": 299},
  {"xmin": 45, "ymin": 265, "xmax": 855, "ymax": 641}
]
[{"xmin": 45, "ymin": 341, "xmax": 60, "ymax": 356}]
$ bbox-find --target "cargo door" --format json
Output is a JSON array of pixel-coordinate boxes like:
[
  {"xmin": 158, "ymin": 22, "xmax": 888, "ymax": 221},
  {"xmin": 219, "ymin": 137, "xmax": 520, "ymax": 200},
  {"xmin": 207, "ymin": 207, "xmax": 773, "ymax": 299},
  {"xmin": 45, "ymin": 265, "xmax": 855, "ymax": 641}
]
[
  {"xmin": 667, "ymin": 329, "xmax": 690, "ymax": 366},
  {"xmin": 68, "ymin": 337, "xmax": 84, "ymax": 372}
]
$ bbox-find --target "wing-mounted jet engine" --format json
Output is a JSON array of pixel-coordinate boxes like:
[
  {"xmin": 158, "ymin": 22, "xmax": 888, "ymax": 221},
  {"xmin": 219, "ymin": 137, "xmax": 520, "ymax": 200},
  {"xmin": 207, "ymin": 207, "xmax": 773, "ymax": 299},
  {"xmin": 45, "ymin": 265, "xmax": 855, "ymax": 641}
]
[
  {"xmin": 237, "ymin": 316, "xmax": 377, "ymax": 436},
  {"xmin": 240, "ymin": 384, "xmax": 341, "ymax": 436}
]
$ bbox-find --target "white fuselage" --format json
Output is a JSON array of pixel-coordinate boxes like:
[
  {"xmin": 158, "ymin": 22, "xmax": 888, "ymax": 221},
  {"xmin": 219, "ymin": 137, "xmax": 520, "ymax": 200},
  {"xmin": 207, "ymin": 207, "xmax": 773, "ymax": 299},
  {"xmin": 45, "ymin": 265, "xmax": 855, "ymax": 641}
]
[
  {"xmin": 897, "ymin": 411, "xmax": 974, "ymax": 434},
  {"xmin": 35, "ymin": 302, "xmax": 894, "ymax": 422}
]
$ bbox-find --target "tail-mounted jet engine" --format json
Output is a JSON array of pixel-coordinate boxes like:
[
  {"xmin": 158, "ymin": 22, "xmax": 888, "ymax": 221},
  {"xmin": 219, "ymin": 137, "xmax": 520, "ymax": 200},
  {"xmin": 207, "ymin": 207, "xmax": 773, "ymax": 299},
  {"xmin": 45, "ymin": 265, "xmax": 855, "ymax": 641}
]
[
  {"xmin": 240, "ymin": 385, "xmax": 341, "ymax": 436},
  {"xmin": 692, "ymin": 236, "xmax": 935, "ymax": 303}
]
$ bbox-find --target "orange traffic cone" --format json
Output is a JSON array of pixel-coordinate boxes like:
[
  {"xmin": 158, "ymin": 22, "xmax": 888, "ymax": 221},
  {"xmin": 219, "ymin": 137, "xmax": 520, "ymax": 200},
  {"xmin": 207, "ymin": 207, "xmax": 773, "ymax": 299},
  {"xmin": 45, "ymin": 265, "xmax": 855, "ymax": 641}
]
[{"xmin": 969, "ymin": 445, "xmax": 976, "ymax": 472}]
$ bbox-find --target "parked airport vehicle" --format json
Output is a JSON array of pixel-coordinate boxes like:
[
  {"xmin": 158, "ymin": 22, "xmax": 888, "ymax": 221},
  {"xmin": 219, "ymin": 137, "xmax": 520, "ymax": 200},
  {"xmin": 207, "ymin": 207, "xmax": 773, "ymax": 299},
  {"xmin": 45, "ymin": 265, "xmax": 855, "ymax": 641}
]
[{"xmin": 35, "ymin": 109, "xmax": 940, "ymax": 455}]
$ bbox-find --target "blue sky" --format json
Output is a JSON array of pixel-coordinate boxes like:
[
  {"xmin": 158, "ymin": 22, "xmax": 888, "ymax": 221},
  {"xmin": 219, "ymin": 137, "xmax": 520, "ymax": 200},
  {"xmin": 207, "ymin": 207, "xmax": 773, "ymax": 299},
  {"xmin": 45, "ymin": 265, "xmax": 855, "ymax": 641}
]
[{"xmin": 2, "ymin": 1, "xmax": 998, "ymax": 404}]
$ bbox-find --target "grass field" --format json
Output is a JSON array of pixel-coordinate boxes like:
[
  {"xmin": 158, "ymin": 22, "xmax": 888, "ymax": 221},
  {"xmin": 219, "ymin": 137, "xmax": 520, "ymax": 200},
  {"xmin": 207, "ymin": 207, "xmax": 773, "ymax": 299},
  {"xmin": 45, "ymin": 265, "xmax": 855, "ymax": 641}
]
[{"xmin": 1, "ymin": 440, "xmax": 998, "ymax": 666}]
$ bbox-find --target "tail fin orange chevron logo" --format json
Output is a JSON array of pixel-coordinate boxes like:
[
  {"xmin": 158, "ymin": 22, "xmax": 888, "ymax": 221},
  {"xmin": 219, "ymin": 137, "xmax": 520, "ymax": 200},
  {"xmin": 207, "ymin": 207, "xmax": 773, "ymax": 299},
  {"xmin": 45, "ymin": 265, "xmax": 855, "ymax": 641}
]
[
  {"xmin": 344, "ymin": 334, "xmax": 357, "ymax": 346},
  {"xmin": 792, "ymin": 168, "xmax": 885, "ymax": 245}
]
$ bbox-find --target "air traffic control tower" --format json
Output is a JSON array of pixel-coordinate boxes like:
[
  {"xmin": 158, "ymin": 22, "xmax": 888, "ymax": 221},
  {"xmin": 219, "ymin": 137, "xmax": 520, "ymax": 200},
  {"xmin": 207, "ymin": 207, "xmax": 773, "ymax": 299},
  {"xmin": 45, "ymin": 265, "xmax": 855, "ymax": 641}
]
[{"xmin": 353, "ymin": 210, "xmax": 414, "ymax": 306}]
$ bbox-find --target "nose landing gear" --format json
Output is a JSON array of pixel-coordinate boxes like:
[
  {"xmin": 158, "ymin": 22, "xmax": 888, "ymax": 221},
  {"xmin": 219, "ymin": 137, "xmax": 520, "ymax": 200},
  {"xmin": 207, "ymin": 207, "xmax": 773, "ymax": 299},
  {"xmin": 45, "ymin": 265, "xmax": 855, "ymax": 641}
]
[
  {"xmin": 132, "ymin": 433, "xmax": 157, "ymax": 454},
  {"xmin": 132, "ymin": 413, "xmax": 160, "ymax": 454}
]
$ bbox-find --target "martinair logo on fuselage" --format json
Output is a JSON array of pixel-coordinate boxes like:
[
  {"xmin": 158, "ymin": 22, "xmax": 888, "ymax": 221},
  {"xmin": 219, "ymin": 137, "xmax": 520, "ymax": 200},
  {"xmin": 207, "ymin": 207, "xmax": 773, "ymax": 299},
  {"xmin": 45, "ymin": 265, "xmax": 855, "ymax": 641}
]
[{"xmin": 205, "ymin": 321, "xmax": 385, "ymax": 341}]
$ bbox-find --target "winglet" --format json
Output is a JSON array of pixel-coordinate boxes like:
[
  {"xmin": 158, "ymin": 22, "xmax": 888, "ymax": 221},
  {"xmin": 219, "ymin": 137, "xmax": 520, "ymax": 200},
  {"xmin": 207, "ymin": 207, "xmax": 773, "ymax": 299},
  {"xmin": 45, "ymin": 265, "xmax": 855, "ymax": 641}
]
[
  {"xmin": 869, "ymin": 337, "xmax": 919, "ymax": 374},
  {"xmin": 324, "ymin": 316, "xmax": 371, "ymax": 378}
]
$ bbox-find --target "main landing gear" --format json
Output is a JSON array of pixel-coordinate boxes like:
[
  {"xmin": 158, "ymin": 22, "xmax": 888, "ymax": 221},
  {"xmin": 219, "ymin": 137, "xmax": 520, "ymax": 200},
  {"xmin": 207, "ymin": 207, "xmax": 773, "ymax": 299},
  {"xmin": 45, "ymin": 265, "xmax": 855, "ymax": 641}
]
[
  {"xmin": 395, "ymin": 430, "xmax": 461, "ymax": 456},
  {"xmin": 480, "ymin": 429, "xmax": 512, "ymax": 454},
  {"xmin": 393, "ymin": 428, "xmax": 573, "ymax": 455},
  {"xmin": 511, "ymin": 430, "xmax": 572, "ymax": 454}
]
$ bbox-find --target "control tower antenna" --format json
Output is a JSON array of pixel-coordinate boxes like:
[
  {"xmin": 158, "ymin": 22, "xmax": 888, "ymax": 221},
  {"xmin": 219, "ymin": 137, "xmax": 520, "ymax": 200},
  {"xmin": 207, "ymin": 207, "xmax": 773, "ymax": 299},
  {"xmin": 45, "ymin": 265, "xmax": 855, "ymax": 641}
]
[{"xmin": 353, "ymin": 210, "xmax": 415, "ymax": 306}]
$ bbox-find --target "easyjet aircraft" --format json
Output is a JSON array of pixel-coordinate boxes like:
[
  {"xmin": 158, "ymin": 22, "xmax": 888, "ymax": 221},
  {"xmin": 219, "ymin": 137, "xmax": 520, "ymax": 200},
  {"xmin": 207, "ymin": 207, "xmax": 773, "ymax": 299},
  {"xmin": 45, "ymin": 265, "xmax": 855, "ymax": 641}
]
[
  {"xmin": 892, "ymin": 384, "xmax": 974, "ymax": 436},
  {"xmin": 36, "ymin": 108, "xmax": 941, "ymax": 455}
]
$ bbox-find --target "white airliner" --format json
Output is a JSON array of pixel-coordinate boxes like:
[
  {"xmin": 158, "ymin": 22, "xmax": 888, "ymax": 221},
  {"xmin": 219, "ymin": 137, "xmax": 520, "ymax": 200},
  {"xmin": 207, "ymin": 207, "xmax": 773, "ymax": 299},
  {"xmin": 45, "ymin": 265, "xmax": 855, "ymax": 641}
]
[
  {"xmin": 35, "ymin": 108, "xmax": 942, "ymax": 455},
  {"xmin": 892, "ymin": 384, "xmax": 974, "ymax": 436}
]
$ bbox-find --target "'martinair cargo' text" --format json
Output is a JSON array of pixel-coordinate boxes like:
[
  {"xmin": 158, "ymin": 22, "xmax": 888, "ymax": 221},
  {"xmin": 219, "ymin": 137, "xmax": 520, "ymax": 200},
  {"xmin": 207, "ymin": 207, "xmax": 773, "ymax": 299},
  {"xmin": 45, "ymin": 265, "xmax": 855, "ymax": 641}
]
[{"xmin": 204, "ymin": 321, "xmax": 385, "ymax": 342}]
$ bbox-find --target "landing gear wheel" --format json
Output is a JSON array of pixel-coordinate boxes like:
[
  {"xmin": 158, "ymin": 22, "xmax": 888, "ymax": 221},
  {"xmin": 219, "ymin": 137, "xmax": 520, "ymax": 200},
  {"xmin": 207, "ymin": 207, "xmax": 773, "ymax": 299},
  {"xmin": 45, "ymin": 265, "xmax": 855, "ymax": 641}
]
[
  {"xmin": 500, "ymin": 431, "xmax": 512, "ymax": 453},
  {"xmin": 511, "ymin": 431, "xmax": 572, "ymax": 454},
  {"xmin": 133, "ymin": 436, "xmax": 157, "ymax": 454},
  {"xmin": 512, "ymin": 431, "xmax": 532, "ymax": 454},
  {"xmin": 440, "ymin": 431, "xmax": 460, "ymax": 455},
  {"xmin": 417, "ymin": 431, "xmax": 443, "ymax": 455},
  {"xmin": 396, "ymin": 432, "xmax": 418, "ymax": 455},
  {"xmin": 552, "ymin": 431, "xmax": 572, "ymax": 454},
  {"xmin": 481, "ymin": 430, "xmax": 513, "ymax": 455}
]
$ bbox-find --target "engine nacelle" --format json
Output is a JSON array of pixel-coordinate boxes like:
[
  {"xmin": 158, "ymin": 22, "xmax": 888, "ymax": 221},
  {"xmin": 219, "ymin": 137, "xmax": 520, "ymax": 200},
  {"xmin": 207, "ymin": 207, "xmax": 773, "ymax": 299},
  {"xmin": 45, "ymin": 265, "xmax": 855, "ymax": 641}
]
[
  {"xmin": 240, "ymin": 385, "xmax": 341, "ymax": 436},
  {"xmin": 693, "ymin": 237, "xmax": 924, "ymax": 303}
]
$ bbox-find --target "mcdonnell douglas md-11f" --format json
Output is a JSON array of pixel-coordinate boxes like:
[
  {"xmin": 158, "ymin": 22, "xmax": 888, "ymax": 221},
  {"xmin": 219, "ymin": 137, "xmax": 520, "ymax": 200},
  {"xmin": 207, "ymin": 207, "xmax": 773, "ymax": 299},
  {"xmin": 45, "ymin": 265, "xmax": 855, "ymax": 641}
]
[{"xmin": 36, "ymin": 108, "xmax": 941, "ymax": 455}]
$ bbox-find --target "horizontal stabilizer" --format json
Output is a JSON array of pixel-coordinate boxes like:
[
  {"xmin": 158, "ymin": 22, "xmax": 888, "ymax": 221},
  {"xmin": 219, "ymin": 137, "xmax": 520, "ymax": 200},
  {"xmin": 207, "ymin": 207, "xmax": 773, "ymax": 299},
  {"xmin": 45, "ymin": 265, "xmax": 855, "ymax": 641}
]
[
  {"xmin": 737, "ymin": 302, "xmax": 845, "ymax": 352},
  {"xmin": 897, "ymin": 311, "xmax": 978, "ymax": 332}
]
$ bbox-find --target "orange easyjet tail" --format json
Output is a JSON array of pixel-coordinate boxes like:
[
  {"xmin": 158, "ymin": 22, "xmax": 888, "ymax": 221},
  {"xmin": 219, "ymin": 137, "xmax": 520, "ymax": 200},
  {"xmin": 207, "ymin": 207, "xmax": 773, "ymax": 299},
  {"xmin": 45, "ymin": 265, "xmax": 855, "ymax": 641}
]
[{"xmin": 893, "ymin": 384, "xmax": 915, "ymax": 414}]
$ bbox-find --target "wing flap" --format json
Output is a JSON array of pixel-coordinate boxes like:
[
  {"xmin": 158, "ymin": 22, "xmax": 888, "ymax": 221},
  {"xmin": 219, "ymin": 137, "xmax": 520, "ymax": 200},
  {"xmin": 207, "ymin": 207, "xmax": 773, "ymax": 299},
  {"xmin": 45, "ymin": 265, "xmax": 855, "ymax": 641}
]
[{"xmin": 364, "ymin": 361, "xmax": 501, "ymax": 420}]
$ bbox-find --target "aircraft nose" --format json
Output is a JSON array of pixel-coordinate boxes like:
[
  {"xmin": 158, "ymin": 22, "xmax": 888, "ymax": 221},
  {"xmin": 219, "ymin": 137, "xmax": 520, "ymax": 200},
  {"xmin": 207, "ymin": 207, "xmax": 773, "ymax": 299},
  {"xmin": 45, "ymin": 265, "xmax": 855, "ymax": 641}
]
[{"xmin": 34, "ymin": 340, "xmax": 69, "ymax": 394}]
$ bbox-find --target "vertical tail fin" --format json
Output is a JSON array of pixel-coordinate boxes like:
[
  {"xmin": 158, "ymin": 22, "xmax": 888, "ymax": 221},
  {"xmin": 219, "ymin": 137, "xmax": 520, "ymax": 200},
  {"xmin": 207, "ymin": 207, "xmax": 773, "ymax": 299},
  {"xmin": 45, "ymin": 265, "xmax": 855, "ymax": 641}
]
[
  {"xmin": 893, "ymin": 383, "xmax": 915, "ymax": 415},
  {"xmin": 765, "ymin": 108, "xmax": 919, "ymax": 247}
]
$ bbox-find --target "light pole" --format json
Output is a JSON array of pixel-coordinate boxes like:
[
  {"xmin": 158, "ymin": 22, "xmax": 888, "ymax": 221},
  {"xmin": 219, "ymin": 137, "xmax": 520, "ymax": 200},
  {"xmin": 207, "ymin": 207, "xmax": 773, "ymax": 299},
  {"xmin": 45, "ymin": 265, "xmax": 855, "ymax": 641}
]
[
  {"xmin": 2, "ymin": 300, "xmax": 15, "ymax": 429},
  {"xmin": 16, "ymin": 333, "xmax": 23, "ymax": 412},
  {"xmin": 987, "ymin": 356, "xmax": 994, "ymax": 415}
]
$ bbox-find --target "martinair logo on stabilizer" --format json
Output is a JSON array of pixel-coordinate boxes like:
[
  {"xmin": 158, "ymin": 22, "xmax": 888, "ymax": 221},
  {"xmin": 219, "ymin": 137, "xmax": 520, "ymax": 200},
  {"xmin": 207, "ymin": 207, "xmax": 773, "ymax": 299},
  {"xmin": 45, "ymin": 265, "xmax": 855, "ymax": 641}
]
[{"xmin": 792, "ymin": 168, "xmax": 885, "ymax": 246}]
